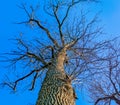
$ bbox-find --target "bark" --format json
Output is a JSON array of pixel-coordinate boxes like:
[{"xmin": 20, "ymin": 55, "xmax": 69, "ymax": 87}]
[{"xmin": 36, "ymin": 49, "xmax": 76, "ymax": 105}]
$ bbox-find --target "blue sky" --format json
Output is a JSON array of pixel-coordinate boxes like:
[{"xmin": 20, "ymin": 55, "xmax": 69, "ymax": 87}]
[{"xmin": 0, "ymin": 0, "xmax": 120, "ymax": 105}]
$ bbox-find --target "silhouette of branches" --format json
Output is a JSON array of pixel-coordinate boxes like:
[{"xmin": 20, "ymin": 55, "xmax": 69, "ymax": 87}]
[
  {"xmin": 1, "ymin": 0, "xmax": 117, "ymax": 96},
  {"xmin": 87, "ymin": 40, "xmax": 120, "ymax": 105}
]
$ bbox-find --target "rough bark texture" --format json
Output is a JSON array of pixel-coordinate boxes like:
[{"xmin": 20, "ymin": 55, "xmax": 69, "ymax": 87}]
[{"xmin": 36, "ymin": 50, "xmax": 75, "ymax": 105}]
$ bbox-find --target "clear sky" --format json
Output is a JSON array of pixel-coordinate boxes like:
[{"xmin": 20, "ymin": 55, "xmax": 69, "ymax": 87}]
[{"xmin": 0, "ymin": 0, "xmax": 120, "ymax": 105}]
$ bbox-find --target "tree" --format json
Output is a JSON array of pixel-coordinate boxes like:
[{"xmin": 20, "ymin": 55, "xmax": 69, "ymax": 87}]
[
  {"xmin": 87, "ymin": 40, "xmax": 120, "ymax": 105},
  {"xmin": 1, "ymin": 0, "xmax": 111, "ymax": 105}
]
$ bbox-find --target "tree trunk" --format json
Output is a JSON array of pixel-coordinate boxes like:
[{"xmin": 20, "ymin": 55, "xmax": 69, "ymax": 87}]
[{"xmin": 36, "ymin": 49, "xmax": 76, "ymax": 105}]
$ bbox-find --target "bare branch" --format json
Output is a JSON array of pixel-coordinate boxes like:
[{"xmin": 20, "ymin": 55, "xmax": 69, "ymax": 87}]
[
  {"xmin": 61, "ymin": 0, "xmax": 80, "ymax": 26},
  {"xmin": 94, "ymin": 95, "xmax": 113, "ymax": 105},
  {"xmin": 17, "ymin": 4, "xmax": 31, "ymax": 18},
  {"xmin": 94, "ymin": 94, "xmax": 120, "ymax": 105},
  {"xmin": 29, "ymin": 72, "xmax": 38, "ymax": 90},
  {"xmin": 109, "ymin": 60, "xmax": 120, "ymax": 95},
  {"xmin": 29, "ymin": 19, "xmax": 59, "ymax": 48},
  {"xmin": 3, "ymin": 62, "xmax": 51, "ymax": 91},
  {"xmin": 17, "ymin": 4, "xmax": 60, "ymax": 48},
  {"xmin": 53, "ymin": 4, "xmax": 65, "ymax": 46},
  {"xmin": 26, "ymin": 52, "xmax": 46, "ymax": 65}
]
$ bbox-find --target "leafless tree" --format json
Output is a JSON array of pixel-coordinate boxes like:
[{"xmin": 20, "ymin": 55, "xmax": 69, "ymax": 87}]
[
  {"xmin": 1, "ymin": 0, "xmax": 117, "ymax": 105},
  {"xmin": 87, "ymin": 40, "xmax": 120, "ymax": 105}
]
